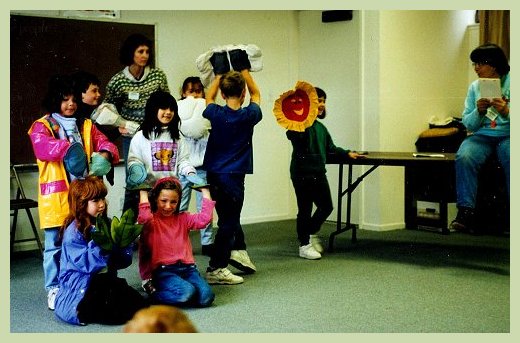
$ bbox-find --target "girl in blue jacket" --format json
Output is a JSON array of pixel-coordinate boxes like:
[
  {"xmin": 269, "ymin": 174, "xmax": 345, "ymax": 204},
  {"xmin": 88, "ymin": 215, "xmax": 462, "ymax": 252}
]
[{"xmin": 54, "ymin": 176, "xmax": 147, "ymax": 325}]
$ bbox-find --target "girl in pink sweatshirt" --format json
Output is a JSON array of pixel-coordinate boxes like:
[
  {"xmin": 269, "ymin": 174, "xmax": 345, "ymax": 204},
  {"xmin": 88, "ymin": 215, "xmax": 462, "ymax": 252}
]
[{"xmin": 137, "ymin": 177, "xmax": 215, "ymax": 307}]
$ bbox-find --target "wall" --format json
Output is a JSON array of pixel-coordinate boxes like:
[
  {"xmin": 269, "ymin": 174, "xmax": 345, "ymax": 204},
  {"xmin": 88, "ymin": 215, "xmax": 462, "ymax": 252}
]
[
  {"xmin": 296, "ymin": 10, "xmax": 363, "ymax": 224},
  {"xmin": 360, "ymin": 10, "xmax": 475, "ymax": 230},
  {"xmin": 10, "ymin": 10, "xmax": 476, "ymax": 250}
]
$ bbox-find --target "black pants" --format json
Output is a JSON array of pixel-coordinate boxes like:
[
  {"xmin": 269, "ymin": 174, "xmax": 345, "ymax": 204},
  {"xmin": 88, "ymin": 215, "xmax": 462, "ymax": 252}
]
[
  {"xmin": 291, "ymin": 174, "xmax": 333, "ymax": 245},
  {"xmin": 77, "ymin": 273, "xmax": 148, "ymax": 325},
  {"xmin": 207, "ymin": 173, "xmax": 246, "ymax": 269}
]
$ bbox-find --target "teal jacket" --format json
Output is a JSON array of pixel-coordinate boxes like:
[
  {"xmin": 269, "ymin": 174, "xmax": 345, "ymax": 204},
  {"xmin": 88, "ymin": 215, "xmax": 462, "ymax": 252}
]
[
  {"xmin": 286, "ymin": 120, "xmax": 349, "ymax": 177},
  {"xmin": 462, "ymin": 72, "xmax": 510, "ymax": 137}
]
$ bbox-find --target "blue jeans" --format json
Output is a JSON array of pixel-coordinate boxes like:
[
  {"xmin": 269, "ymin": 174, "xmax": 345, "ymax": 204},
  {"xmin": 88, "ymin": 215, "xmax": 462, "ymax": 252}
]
[
  {"xmin": 455, "ymin": 134, "xmax": 510, "ymax": 209},
  {"xmin": 291, "ymin": 174, "xmax": 333, "ymax": 245},
  {"xmin": 43, "ymin": 227, "xmax": 61, "ymax": 290},
  {"xmin": 151, "ymin": 263, "xmax": 214, "ymax": 307},
  {"xmin": 207, "ymin": 173, "xmax": 247, "ymax": 269},
  {"xmin": 179, "ymin": 170, "xmax": 213, "ymax": 246}
]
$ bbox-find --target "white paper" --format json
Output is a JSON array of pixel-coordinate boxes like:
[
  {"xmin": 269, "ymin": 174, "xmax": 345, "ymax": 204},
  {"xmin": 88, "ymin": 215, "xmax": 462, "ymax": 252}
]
[
  {"xmin": 479, "ymin": 78, "xmax": 502, "ymax": 100},
  {"xmin": 413, "ymin": 153, "xmax": 445, "ymax": 158}
]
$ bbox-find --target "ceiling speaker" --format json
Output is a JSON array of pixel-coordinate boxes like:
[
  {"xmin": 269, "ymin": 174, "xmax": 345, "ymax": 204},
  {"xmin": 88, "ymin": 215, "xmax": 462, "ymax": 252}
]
[{"xmin": 321, "ymin": 10, "xmax": 353, "ymax": 23}]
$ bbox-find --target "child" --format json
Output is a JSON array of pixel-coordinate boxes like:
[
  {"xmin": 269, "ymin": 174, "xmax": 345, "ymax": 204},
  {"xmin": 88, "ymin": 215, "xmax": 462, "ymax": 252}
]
[
  {"xmin": 123, "ymin": 305, "xmax": 198, "ymax": 333},
  {"xmin": 126, "ymin": 90, "xmax": 198, "ymax": 213},
  {"xmin": 286, "ymin": 87, "xmax": 364, "ymax": 260},
  {"xmin": 54, "ymin": 176, "xmax": 147, "ymax": 325},
  {"xmin": 72, "ymin": 70, "xmax": 121, "ymax": 143},
  {"xmin": 71, "ymin": 70, "xmax": 102, "ymax": 120},
  {"xmin": 202, "ymin": 49, "xmax": 262, "ymax": 285},
  {"xmin": 177, "ymin": 76, "xmax": 214, "ymax": 256},
  {"xmin": 72, "ymin": 70, "xmax": 118, "ymax": 186},
  {"xmin": 137, "ymin": 177, "xmax": 215, "ymax": 307},
  {"xmin": 28, "ymin": 74, "xmax": 119, "ymax": 311}
]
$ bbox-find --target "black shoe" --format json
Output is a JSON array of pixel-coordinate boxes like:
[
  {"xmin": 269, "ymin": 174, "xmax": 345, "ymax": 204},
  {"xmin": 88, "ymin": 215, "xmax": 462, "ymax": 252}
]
[
  {"xmin": 449, "ymin": 207, "xmax": 476, "ymax": 234},
  {"xmin": 201, "ymin": 244, "xmax": 214, "ymax": 257}
]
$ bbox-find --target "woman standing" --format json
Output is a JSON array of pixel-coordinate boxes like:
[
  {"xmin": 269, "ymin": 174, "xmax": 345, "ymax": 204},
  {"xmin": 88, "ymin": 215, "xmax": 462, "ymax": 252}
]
[{"xmin": 104, "ymin": 33, "xmax": 170, "ymax": 213}]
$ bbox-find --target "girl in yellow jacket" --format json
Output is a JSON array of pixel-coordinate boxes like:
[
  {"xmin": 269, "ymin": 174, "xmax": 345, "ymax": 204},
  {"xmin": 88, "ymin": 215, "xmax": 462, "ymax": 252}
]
[{"xmin": 28, "ymin": 74, "xmax": 119, "ymax": 310}]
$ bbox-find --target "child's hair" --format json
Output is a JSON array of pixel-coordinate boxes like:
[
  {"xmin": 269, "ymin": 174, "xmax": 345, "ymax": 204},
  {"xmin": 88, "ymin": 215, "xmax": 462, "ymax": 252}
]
[
  {"xmin": 123, "ymin": 305, "xmax": 197, "ymax": 333},
  {"xmin": 219, "ymin": 71, "xmax": 245, "ymax": 98},
  {"xmin": 149, "ymin": 177, "xmax": 182, "ymax": 213},
  {"xmin": 41, "ymin": 74, "xmax": 77, "ymax": 114},
  {"xmin": 60, "ymin": 176, "xmax": 108, "ymax": 242},
  {"xmin": 180, "ymin": 76, "xmax": 205, "ymax": 99},
  {"xmin": 119, "ymin": 33, "xmax": 153, "ymax": 66},
  {"xmin": 470, "ymin": 43, "xmax": 510, "ymax": 76},
  {"xmin": 141, "ymin": 91, "xmax": 180, "ymax": 141},
  {"xmin": 71, "ymin": 70, "xmax": 100, "ymax": 95},
  {"xmin": 315, "ymin": 87, "xmax": 327, "ymax": 119}
]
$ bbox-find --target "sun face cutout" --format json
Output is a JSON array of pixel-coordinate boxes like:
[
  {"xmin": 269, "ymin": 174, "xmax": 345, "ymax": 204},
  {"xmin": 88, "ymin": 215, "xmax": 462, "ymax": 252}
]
[
  {"xmin": 273, "ymin": 81, "xmax": 318, "ymax": 132},
  {"xmin": 281, "ymin": 89, "xmax": 311, "ymax": 122}
]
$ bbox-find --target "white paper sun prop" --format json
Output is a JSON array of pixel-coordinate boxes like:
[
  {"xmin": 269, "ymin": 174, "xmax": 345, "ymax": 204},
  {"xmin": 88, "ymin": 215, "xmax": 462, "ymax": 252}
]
[{"xmin": 273, "ymin": 81, "xmax": 318, "ymax": 132}]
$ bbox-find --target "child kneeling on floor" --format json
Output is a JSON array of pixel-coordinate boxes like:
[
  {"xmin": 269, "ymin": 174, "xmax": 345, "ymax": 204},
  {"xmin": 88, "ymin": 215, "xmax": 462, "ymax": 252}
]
[
  {"xmin": 137, "ymin": 177, "xmax": 215, "ymax": 307},
  {"xmin": 54, "ymin": 176, "xmax": 147, "ymax": 325}
]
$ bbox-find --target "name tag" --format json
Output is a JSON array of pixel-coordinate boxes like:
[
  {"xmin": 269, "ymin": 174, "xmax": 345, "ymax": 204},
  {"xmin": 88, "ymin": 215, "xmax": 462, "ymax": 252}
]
[
  {"xmin": 485, "ymin": 109, "xmax": 498, "ymax": 122},
  {"xmin": 128, "ymin": 91, "xmax": 140, "ymax": 100}
]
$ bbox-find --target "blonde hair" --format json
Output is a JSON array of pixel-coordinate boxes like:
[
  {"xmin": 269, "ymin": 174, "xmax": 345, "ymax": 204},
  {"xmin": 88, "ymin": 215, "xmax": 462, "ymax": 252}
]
[
  {"xmin": 219, "ymin": 71, "xmax": 245, "ymax": 98},
  {"xmin": 123, "ymin": 305, "xmax": 198, "ymax": 333}
]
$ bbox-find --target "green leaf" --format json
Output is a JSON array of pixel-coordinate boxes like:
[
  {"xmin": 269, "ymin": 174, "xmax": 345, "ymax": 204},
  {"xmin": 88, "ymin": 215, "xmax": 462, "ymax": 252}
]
[
  {"xmin": 110, "ymin": 216, "xmax": 121, "ymax": 243},
  {"xmin": 109, "ymin": 208, "xmax": 143, "ymax": 248},
  {"xmin": 92, "ymin": 215, "xmax": 113, "ymax": 250}
]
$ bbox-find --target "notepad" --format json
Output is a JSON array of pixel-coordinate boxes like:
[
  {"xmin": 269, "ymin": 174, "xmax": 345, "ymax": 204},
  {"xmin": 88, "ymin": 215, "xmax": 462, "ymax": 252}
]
[{"xmin": 479, "ymin": 78, "xmax": 502, "ymax": 100}]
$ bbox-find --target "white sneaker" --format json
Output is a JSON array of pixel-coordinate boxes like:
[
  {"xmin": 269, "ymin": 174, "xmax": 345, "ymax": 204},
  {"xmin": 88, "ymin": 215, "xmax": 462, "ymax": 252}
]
[
  {"xmin": 309, "ymin": 234, "xmax": 324, "ymax": 254},
  {"xmin": 299, "ymin": 244, "xmax": 322, "ymax": 260},
  {"xmin": 229, "ymin": 250, "xmax": 257, "ymax": 274},
  {"xmin": 206, "ymin": 267, "xmax": 244, "ymax": 285},
  {"xmin": 47, "ymin": 287, "xmax": 59, "ymax": 310}
]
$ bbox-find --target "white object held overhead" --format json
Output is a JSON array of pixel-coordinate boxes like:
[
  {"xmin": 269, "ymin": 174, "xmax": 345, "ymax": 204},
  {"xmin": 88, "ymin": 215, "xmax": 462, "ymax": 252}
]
[{"xmin": 196, "ymin": 44, "xmax": 263, "ymax": 87}]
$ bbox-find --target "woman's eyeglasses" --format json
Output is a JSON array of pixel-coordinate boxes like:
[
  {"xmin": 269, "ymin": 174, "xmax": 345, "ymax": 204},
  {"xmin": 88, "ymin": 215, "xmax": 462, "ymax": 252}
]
[{"xmin": 472, "ymin": 61, "xmax": 490, "ymax": 67}]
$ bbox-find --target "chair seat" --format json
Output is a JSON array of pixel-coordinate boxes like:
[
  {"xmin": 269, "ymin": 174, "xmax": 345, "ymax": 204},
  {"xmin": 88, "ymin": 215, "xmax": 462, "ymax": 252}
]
[{"xmin": 11, "ymin": 199, "xmax": 38, "ymax": 211}]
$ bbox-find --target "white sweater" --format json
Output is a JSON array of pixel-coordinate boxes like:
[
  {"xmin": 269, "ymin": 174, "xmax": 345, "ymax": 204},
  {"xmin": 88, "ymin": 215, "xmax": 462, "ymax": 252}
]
[{"xmin": 127, "ymin": 128, "xmax": 196, "ymax": 184}]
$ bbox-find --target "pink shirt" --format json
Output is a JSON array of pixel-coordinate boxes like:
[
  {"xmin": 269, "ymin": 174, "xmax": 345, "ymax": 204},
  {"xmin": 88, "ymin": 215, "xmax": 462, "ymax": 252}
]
[{"xmin": 137, "ymin": 197, "xmax": 215, "ymax": 280}]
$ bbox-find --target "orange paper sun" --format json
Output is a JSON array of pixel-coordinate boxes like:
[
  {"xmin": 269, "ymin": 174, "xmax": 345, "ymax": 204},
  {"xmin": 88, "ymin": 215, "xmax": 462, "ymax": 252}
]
[{"xmin": 273, "ymin": 81, "xmax": 318, "ymax": 132}]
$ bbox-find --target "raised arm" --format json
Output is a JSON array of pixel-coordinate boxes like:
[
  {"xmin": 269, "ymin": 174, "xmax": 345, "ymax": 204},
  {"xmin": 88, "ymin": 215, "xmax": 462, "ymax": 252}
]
[
  {"xmin": 241, "ymin": 69, "xmax": 260, "ymax": 105},
  {"xmin": 206, "ymin": 74, "xmax": 222, "ymax": 106}
]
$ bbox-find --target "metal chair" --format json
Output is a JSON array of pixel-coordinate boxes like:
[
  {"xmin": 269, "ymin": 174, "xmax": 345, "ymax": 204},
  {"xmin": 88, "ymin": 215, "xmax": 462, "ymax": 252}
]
[{"xmin": 10, "ymin": 164, "xmax": 43, "ymax": 256}]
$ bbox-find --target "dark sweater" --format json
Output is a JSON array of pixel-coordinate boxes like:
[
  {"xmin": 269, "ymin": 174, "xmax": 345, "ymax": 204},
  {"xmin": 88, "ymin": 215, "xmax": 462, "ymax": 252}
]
[{"xmin": 286, "ymin": 120, "xmax": 349, "ymax": 177}]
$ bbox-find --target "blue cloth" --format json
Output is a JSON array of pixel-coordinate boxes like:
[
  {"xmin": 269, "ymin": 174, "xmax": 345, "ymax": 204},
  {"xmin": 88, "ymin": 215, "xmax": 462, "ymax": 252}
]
[
  {"xmin": 455, "ymin": 135, "xmax": 510, "ymax": 208},
  {"xmin": 63, "ymin": 142, "xmax": 88, "ymax": 177},
  {"xmin": 127, "ymin": 162, "xmax": 147, "ymax": 187},
  {"xmin": 43, "ymin": 227, "xmax": 61, "ymax": 290},
  {"xmin": 89, "ymin": 153, "xmax": 112, "ymax": 176},
  {"xmin": 202, "ymin": 102, "xmax": 262, "ymax": 174},
  {"xmin": 151, "ymin": 263, "xmax": 214, "ymax": 307},
  {"xmin": 179, "ymin": 169, "xmax": 213, "ymax": 246},
  {"xmin": 54, "ymin": 222, "xmax": 109, "ymax": 325},
  {"xmin": 455, "ymin": 73, "xmax": 510, "ymax": 209}
]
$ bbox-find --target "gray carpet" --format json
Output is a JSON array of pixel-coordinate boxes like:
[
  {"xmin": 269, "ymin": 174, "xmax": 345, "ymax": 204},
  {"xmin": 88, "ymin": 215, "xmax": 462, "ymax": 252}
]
[{"xmin": 9, "ymin": 220, "xmax": 510, "ymax": 333}]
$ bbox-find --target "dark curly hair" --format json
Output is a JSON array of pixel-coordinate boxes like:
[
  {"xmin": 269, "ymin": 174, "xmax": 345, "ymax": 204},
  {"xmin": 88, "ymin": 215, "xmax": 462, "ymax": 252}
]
[{"xmin": 119, "ymin": 33, "xmax": 154, "ymax": 66}]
